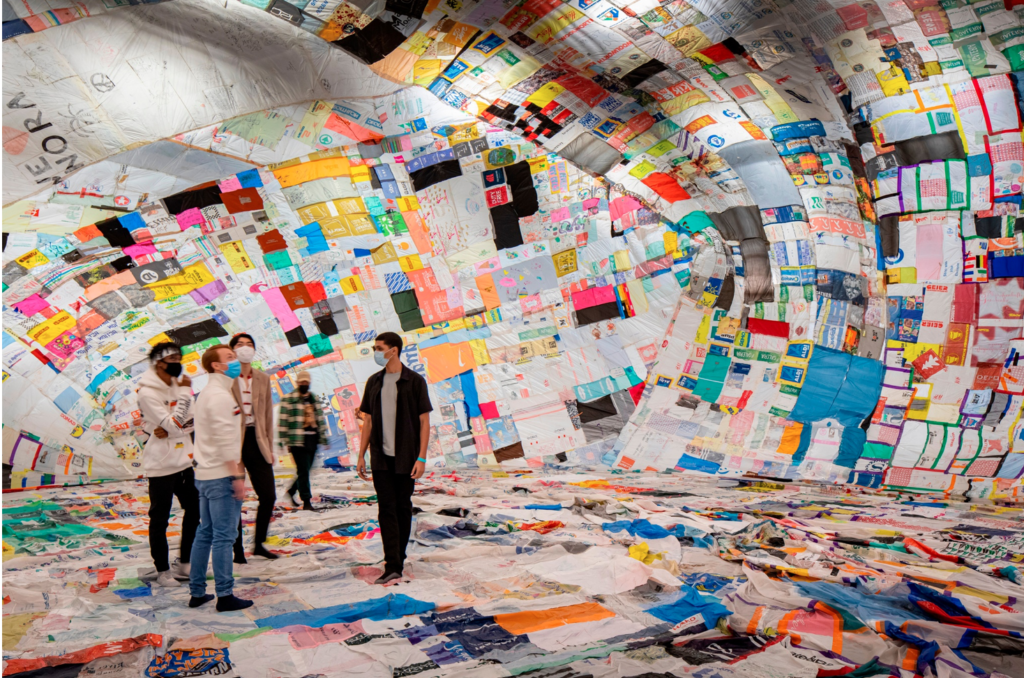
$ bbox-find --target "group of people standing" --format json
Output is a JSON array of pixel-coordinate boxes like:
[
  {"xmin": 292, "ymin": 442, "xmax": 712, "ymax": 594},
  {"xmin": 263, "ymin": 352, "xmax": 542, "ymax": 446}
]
[{"xmin": 137, "ymin": 331, "xmax": 432, "ymax": 610}]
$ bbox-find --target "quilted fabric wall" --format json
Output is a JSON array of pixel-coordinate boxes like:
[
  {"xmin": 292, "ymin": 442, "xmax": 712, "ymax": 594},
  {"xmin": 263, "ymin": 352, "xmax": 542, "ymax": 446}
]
[{"xmin": 2, "ymin": 0, "xmax": 1023, "ymax": 499}]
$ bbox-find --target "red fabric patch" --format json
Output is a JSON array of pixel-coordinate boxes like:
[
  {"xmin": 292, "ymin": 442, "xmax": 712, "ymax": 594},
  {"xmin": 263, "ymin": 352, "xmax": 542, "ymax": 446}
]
[
  {"xmin": 256, "ymin": 229, "xmax": 287, "ymax": 253},
  {"xmin": 281, "ymin": 283, "xmax": 314, "ymax": 310},
  {"xmin": 696, "ymin": 42, "xmax": 736, "ymax": 64},
  {"xmin": 220, "ymin": 187, "xmax": 264, "ymax": 214},
  {"xmin": 641, "ymin": 173, "xmax": 690, "ymax": 203},
  {"xmin": 747, "ymin": 317, "xmax": 791, "ymax": 338},
  {"xmin": 306, "ymin": 281, "xmax": 327, "ymax": 304}
]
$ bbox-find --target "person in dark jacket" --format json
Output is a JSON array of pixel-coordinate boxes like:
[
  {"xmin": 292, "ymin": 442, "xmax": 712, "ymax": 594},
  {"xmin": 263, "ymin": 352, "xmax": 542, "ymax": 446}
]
[
  {"xmin": 357, "ymin": 332, "xmax": 432, "ymax": 585},
  {"xmin": 278, "ymin": 370, "xmax": 327, "ymax": 511}
]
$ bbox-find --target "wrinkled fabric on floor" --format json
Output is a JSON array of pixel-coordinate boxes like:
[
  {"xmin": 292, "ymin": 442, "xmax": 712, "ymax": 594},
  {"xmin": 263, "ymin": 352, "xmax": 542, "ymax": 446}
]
[{"xmin": 4, "ymin": 468, "xmax": 1023, "ymax": 677}]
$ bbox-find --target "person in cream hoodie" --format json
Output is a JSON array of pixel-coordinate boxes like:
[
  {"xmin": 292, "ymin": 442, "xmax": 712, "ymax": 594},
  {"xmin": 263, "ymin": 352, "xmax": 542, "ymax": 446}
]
[
  {"xmin": 136, "ymin": 342, "xmax": 199, "ymax": 589},
  {"xmin": 189, "ymin": 344, "xmax": 253, "ymax": 612}
]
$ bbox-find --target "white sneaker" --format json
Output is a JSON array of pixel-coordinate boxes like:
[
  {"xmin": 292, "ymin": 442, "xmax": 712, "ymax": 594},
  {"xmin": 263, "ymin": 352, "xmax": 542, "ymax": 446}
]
[
  {"xmin": 156, "ymin": 571, "xmax": 181, "ymax": 588},
  {"xmin": 174, "ymin": 562, "xmax": 191, "ymax": 580}
]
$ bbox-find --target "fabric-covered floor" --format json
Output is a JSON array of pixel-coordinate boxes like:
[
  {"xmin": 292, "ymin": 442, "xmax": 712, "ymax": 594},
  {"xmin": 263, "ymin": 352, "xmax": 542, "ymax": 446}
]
[{"xmin": 3, "ymin": 469, "xmax": 1024, "ymax": 678}]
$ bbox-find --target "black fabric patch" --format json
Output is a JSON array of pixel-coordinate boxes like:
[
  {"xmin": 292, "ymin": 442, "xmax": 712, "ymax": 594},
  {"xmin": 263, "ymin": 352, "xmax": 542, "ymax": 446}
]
[
  {"xmin": 578, "ymin": 395, "xmax": 617, "ymax": 423},
  {"xmin": 865, "ymin": 151, "xmax": 902, "ymax": 183},
  {"xmin": 333, "ymin": 18, "xmax": 408, "ymax": 64},
  {"xmin": 110, "ymin": 255, "xmax": 135, "ymax": 272},
  {"xmin": 95, "ymin": 218, "xmax": 136, "ymax": 248},
  {"xmin": 285, "ymin": 325, "xmax": 309, "ymax": 348},
  {"xmin": 879, "ymin": 215, "xmax": 900, "ymax": 258},
  {"xmin": 385, "ymin": 0, "xmax": 429, "ymax": 19},
  {"xmin": 722, "ymin": 38, "xmax": 745, "ymax": 56},
  {"xmin": 708, "ymin": 205, "xmax": 765, "ymax": 242},
  {"xmin": 2, "ymin": 663, "xmax": 88, "ymax": 678},
  {"xmin": 895, "ymin": 130, "xmax": 965, "ymax": 163},
  {"xmin": 715, "ymin": 274, "xmax": 735, "ymax": 312},
  {"xmin": 490, "ymin": 203, "xmax": 524, "ymax": 250},
  {"xmin": 620, "ymin": 59, "xmax": 666, "ymax": 88},
  {"xmin": 314, "ymin": 315, "xmax": 339, "ymax": 337},
  {"xmin": 62, "ymin": 249, "xmax": 83, "ymax": 264},
  {"xmin": 504, "ymin": 161, "xmax": 539, "ymax": 217},
  {"xmin": 2, "ymin": 232, "xmax": 7, "ymax": 251},
  {"xmin": 976, "ymin": 216, "xmax": 1003, "ymax": 239},
  {"xmin": 493, "ymin": 442, "xmax": 525, "ymax": 462},
  {"xmin": 575, "ymin": 301, "xmax": 620, "ymax": 326},
  {"xmin": 409, "ymin": 159, "xmax": 463, "ymax": 192},
  {"xmin": 739, "ymin": 238, "xmax": 773, "ymax": 304},
  {"xmin": 166, "ymin": 320, "xmax": 229, "ymax": 346},
  {"xmin": 162, "ymin": 185, "xmax": 222, "ymax": 215},
  {"xmin": 854, "ymin": 122, "xmax": 874, "ymax": 146},
  {"xmin": 484, "ymin": 102, "xmax": 518, "ymax": 123}
]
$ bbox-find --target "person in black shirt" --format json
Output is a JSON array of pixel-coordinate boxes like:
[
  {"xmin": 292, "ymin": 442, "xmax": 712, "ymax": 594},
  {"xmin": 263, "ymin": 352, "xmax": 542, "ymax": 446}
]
[{"xmin": 357, "ymin": 331, "xmax": 432, "ymax": 585}]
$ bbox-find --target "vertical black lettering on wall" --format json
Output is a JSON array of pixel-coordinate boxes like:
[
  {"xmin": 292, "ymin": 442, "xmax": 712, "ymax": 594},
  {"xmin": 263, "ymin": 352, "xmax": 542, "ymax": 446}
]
[{"xmin": 6, "ymin": 92, "xmax": 87, "ymax": 185}]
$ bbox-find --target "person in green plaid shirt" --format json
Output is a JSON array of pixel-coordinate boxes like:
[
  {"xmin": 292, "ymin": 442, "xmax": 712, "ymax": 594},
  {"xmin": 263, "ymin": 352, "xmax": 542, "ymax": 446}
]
[{"xmin": 277, "ymin": 370, "xmax": 327, "ymax": 511}]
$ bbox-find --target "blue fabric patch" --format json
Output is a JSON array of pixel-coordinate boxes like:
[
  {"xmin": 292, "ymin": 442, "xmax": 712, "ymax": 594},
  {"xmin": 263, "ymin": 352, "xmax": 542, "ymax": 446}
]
[
  {"xmin": 237, "ymin": 169, "xmax": 263, "ymax": 188},
  {"xmin": 118, "ymin": 212, "xmax": 148, "ymax": 232},
  {"xmin": 255, "ymin": 593, "xmax": 434, "ymax": 629}
]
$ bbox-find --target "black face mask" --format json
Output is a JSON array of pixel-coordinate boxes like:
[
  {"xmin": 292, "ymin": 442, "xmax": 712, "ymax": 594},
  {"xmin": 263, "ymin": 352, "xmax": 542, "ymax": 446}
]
[
  {"xmin": 163, "ymin": 362, "xmax": 183, "ymax": 378},
  {"xmin": 297, "ymin": 385, "xmax": 309, "ymax": 394}
]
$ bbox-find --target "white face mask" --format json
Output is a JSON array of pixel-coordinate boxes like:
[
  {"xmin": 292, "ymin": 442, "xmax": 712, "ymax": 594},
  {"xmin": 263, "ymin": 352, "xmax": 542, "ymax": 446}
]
[{"xmin": 235, "ymin": 346, "xmax": 255, "ymax": 363}]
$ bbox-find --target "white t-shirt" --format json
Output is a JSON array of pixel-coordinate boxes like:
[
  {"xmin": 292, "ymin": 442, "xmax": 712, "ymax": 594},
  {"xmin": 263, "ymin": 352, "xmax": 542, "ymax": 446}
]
[{"xmin": 237, "ymin": 374, "xmax": 254, "ymax": 426}]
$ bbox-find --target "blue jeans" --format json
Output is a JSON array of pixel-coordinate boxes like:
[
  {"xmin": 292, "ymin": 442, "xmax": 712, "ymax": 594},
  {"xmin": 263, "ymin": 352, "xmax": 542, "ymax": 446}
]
[{"xmin": 190, "ymin": 477, "xmax": 242, "ymax": 598}]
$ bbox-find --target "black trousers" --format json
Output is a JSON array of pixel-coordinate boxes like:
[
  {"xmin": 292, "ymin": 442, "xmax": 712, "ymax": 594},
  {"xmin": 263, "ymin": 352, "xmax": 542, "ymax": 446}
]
[
  {"xmin": 233, "ymin": 427, "xmax": 276, "ymax": 558},
  {"xmin": 372, "ymin": 455, "xmax": 415, "ymax": 575},
  {"xmin": 148, "ymin": 467, "xmax": 200, "ymax": 572},
  {"xmin": 288, "ymin": 432, "xmax": 318, "ymax": 501}
]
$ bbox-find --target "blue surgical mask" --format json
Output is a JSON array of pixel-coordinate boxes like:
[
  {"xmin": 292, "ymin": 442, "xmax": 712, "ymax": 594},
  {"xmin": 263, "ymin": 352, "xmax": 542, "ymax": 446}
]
[
  {"xmin": 224, "ymin": 360, "xmax": 242, "ymax": 379},
  {"xmin": 373, "ymin": 350, "xmax": 389, "ymax": 367}
]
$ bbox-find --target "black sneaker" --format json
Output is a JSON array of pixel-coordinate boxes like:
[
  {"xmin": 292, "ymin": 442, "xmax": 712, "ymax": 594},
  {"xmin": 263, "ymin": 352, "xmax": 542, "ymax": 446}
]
[
  {"xmin": 302, "ymin": 500, "xmax": 315, "ymax": 511},
  {"xmin": 188, "ymin": 594, "xmax": 214, "ymax": 608},
  {"xmin": 216, "ymin": 595, "xmax": 254, "ymax": 612},
  {"xmin": 373, "ymin": 571, "xmax": 402, "ymax": 585},
  {"xmin": 252, "ymin": 545, "xmax": 279, "ymax": 560}
]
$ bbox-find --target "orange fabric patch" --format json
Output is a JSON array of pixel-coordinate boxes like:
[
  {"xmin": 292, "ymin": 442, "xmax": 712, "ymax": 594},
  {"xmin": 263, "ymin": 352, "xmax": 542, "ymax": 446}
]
[
  {"xmin": 419, "ymin": 342, "xmax": 478, "ymax": 383},
  {"xmin": 777, "ymin": 422, "xmax": 804, "ymax": 456},
  {"xmin": 495, "ymin": 602, "xmax": 615, "ymax": 635}
]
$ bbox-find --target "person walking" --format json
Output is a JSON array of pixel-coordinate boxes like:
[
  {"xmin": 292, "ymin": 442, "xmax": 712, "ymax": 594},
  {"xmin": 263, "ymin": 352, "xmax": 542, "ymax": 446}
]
[
  {"xmin": 228, "ymin": 333, "xmax": 278, "ymax": 562},
  {"xmin": 357, "ymin": 332, "xmax": 432, "ymax": 585},
  {"xmin": 136, "ymin": 342, "xmax": 199, "ymax": 588},
  {"xmin": 189, "ymin": 344, "xmax": 252, "ymax": 612},
  {"xmin": 277, "ymin": 370, "xmax": 326, "ymax": 511}
]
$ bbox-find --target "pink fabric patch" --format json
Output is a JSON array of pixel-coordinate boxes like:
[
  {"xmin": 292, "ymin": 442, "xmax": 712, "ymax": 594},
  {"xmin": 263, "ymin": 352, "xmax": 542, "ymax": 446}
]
[
  {"xmin": 175, "ymin": 208, "xmax": 204, "ymax": 230},
  {"xmin": 218, "ymin": 177, "xmax": 243, "ymax": 193},
  {"xmin": 13, "ymin": 294, "xmax": 50, "ymax": 317},
  {"xmin": 571, "ymin": 285, "xmax": 617, "ymax": 310},
  {"xmin": 123, "ymin": 243, "xmax": 157, "ymax": 260},
  {"xmin": 479, "ymin": 402, "xmax": 500, "ymax": 419},
  {"xmin": 261, "ymin": 286, "xmax": 301, "ymax": 331},
  {"xmin": 609, "ymin": 196, "xmax": 640, "ymax": 221},
  {"xmin": 549, "ymin": 207, "xmax": 571, "ymax": 222},
  {"xmin": 917, "ymin": 221, "xmax": 943, "ymax": 281}
]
